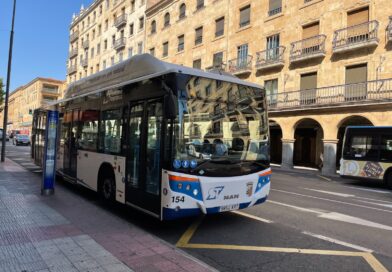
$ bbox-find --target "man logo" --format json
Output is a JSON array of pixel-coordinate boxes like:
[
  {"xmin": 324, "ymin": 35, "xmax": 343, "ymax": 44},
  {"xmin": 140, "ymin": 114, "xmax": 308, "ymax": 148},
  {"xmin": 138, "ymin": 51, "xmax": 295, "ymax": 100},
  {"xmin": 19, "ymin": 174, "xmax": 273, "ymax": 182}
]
[{"xmin": 206, "ymin": 186, "xmax": 224, "ymax": 200}]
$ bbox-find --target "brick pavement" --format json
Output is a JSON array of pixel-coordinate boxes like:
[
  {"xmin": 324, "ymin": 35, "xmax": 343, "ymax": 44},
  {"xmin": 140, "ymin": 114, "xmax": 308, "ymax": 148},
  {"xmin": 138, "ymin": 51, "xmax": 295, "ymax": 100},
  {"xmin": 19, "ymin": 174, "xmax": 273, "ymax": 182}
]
[{"xmin": 0, "ymin": 159, "xmax": 215, "ymax": 272}]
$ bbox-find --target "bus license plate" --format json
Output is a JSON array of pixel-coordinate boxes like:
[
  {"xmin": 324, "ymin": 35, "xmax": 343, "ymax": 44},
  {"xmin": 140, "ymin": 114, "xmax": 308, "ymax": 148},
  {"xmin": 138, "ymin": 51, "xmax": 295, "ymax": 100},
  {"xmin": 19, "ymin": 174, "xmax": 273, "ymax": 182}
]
[{"xmin": 219, "ymin": 203, "xmax": 240, "ymax": 212}]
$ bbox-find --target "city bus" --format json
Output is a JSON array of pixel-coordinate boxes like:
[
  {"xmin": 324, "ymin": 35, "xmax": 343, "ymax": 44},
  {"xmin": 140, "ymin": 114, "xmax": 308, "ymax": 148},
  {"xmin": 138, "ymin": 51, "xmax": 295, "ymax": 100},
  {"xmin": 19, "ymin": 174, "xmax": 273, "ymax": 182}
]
[
  {"xmin": 340, "ymin": 126, "xmax": 392, "ymax": 189},
  {"xmin": 35, "ymin": 54, "xmax": 271, "ymax": 220}
]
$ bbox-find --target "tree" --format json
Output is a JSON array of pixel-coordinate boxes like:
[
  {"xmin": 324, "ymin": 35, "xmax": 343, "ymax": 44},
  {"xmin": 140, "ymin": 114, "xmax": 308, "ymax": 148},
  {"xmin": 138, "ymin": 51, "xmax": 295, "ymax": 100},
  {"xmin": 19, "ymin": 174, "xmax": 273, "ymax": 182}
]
[{"xmin": 0, "ymin": 78, "xmax": 4, "ymax": 105}]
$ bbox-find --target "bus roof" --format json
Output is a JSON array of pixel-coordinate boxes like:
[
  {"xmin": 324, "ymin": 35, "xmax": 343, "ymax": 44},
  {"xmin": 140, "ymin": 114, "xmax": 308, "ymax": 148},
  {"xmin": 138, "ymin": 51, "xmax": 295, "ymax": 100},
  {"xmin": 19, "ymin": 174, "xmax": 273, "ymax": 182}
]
[
  {"xmin": 64, "ymin": 54, "xmax": 262, "ymax": 101},
  {"xmin": 346, "ymin": 126, "xmax": 392, "ymax": 129}
]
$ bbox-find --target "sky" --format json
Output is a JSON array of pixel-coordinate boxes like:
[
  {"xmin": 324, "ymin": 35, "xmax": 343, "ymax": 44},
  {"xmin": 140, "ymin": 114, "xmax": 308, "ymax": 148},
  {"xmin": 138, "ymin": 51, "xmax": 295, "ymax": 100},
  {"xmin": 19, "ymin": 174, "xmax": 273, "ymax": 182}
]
[{"xmin": 0, "ymin": 0, "xmax": 94, "ymax": 92}]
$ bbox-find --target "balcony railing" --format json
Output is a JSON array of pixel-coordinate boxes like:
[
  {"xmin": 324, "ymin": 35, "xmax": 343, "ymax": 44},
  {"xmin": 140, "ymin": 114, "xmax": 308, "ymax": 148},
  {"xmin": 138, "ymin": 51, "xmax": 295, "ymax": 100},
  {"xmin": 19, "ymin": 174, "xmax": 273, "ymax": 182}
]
[
  {"xmin": 82, "ymin": 40, "xmax": 89, "ymax": 49},
  {"xmin": 290, "ymin": 35, "xmax": 326, "ymax": 63},
  {"xmin": 67, "ymin": 65, "xmax": 77, "ymax": 75},
  {"xmin": 206, "ymin": 63, "xmax": 226, "ymax": 72},
  {"xmin": 387, "ymin": 17, "xmax": 392, "ymax": 43},
  {"xmin": 70, "ymin": 31, "xmax": 79, "ymax": 42},
  {"xmin": 113, "ymin": 37, "xmax": 126, "ymax": 50},
  {"xmin": 41, "ymin": 87, "xmax": 59, "ymax": 94},
  {"xmin": 228, "ymin": 55, "xmax": 252, "ymax": 76},
  {"xmin": 256, "ymin": 46, "xmax": 285, "ymax": 71},
  {"xmin": 267, "ymin": 78, "xmax": 392, "ymax": 111},
  {"xmin": 114, "ymin": 14, "xmax": 127, "ymax": 28},
  {"xmin": 69, "ymin": 48, "xmax": 78, "ymax": 59},
  {"xmin": 333, "ymin": 20, "xmax": 379, "ymax": 53},
  {"xmin": 81, "ymin": 57, "xmax": 88, "ymax": 67}
]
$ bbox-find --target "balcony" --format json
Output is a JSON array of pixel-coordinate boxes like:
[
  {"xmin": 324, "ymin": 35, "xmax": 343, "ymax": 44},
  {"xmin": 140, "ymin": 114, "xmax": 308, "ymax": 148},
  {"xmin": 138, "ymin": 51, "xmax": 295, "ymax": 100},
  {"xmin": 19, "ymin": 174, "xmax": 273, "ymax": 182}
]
[
  {"xmin": 67, "ymin": 65, "xmax": 77, "ymax": 75},
  {"xmin": 255, "ymin": 46, "xmax": 285, "ymax": 72},
  {"xmin": 114, "ymin": 14, "xmax": 127, "ymax": 28},
  {"xmin": 206, "ymin": 63, "xmax": 226, "ymax": 72},
  {"xmin": 387, "ymin": 17, "xmax": 392, "ymax": 43},
  {"xmin": 82, "ymin": 40, "xmax": 89, "ymax": 49},
  {"xmin": 70, "ymin": 31, "xmax": 79, "ymax": 42},
  {"xmin": 290, "ymin": 35, "xmax": 326, "ymax": 63},
  {"xmin": 227, "ymin": 56, "xmax": 253, "ymax": 76},
  {"xmin": 41, "ymin": 87, "xmax": 59, "ymax": 95},
  {"xmin": 332, "ymin": 20, "xmax": 379, "ymax": 54},
  {"xmin": 81, "ymin": 57, "xmax": 88, "ymax": 68},
  {"xmin": 69, "ymin": 48, "xmax": 78, "ymax": 59},
  {"xmin": 113, "ymin": 37, "xmax": 126, "ymax": 50},
  {"xmin": 267, "ymin": 78, "xmax": 392, "ymax": 112}
]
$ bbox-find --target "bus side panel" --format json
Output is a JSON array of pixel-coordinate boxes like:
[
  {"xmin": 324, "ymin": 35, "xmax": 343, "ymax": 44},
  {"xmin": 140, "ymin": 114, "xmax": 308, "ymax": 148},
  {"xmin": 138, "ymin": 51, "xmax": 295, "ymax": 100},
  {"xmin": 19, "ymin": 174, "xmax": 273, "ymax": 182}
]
[
  {"xmin": 76, "ymin": 150, "xmax": 126, "ymax": 203},
  {"xmin": 340, "ymin": 159, "xmax": 390, "ymax": 180}
]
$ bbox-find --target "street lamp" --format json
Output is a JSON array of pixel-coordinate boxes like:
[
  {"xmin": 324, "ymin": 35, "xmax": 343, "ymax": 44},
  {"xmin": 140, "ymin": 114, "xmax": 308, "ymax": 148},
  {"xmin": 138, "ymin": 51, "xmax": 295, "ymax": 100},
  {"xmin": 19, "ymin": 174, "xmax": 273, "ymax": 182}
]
[{"xmin": 1, "ymin": 0, "xmax": 17, "ymax": 162}]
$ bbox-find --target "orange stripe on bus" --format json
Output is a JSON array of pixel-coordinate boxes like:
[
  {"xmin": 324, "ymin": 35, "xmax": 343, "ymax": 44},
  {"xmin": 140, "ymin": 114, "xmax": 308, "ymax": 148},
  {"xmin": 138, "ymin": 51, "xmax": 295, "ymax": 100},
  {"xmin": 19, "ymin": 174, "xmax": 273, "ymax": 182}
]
[
  {"xmin": 259, "ymin": 170, "xmax": 272, "ymax": 177},
  {"xmin": 169, "ymin": 175, "xmax": 199, "ymax": 182}
]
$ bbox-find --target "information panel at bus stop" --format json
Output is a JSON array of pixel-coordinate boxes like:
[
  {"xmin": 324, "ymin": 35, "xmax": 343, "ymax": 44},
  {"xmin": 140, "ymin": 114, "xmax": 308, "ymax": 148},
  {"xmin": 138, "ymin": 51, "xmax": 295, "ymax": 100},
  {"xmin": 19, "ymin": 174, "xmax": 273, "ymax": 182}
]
[{"xmin": 41, "ymin": 110, "xmax": 59, "ymax": 195}]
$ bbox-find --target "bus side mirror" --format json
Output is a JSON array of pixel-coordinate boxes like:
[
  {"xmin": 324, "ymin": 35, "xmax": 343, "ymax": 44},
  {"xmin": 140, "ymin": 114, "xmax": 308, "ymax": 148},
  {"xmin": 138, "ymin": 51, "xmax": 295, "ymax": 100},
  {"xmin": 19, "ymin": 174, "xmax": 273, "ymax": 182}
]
[{"xmin": 164, "ymin": 92, "xmax": 177, "ymax": 119}]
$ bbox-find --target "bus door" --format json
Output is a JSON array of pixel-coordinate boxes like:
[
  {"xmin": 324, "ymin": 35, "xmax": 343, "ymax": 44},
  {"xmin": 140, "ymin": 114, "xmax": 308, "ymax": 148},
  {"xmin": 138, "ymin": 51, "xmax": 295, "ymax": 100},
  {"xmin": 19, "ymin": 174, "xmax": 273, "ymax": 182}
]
[
  {"xmin": 63, "ymin": 109, "xmax": 79, "ymax": 178},
  {"xmin": 125, "ymin": 100, "xmax": 163, "ymax": 216}
]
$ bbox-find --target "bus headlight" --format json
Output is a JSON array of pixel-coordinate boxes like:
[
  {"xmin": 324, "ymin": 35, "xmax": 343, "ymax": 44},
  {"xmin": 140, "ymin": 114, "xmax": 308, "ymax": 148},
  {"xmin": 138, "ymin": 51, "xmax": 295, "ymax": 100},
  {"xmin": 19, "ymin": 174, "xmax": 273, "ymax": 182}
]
[{"xmin": 193, "ymin": 189, "xmax": 198, "ymax": 196}]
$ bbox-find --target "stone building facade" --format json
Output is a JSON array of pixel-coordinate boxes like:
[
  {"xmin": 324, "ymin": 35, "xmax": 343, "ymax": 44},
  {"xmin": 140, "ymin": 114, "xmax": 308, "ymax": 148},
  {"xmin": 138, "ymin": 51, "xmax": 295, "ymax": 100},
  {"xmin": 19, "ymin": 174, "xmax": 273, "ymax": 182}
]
[
  {"xmin": 66, "ymin": 0, "xmax": 392, "ymax": 176},
  {"xmin": 0, "ymin": 78, "xmax": 65, "ymax": 135},
  {"xmin": 67, "ymin": 0, "xmax": 147, "ymax": 83}
]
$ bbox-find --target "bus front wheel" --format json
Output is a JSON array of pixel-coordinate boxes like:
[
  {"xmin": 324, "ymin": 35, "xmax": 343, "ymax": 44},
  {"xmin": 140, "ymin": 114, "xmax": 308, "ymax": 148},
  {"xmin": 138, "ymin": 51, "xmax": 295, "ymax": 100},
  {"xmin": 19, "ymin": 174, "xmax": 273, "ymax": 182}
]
[
  {"xmin": 385, "ymin": 170, "xmax": 392, "ymax": 190},
  {"xmin": 100, "ymin": 174, "xmax": 116, "ymax": 202}
]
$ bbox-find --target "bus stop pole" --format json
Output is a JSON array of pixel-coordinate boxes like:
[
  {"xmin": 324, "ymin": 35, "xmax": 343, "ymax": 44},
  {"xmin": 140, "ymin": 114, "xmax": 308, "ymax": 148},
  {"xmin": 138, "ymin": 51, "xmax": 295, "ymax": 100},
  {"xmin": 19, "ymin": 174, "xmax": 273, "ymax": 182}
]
[{"xmin": 1, "ymin": 0, "xmax": 17, "ymax": 162}]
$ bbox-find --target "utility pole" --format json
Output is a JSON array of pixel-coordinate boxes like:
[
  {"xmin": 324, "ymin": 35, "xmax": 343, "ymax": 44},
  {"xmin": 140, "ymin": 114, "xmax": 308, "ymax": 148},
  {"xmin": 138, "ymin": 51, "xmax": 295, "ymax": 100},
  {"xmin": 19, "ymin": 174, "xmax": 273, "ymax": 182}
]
[{"xmin": 1, "ymin": 0, "xmax": 17, "ymax": 162}]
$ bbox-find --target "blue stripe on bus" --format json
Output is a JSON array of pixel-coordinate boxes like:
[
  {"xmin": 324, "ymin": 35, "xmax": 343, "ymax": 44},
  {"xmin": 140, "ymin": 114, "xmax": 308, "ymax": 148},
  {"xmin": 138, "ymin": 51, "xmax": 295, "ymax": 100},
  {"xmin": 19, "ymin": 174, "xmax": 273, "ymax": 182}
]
[{"xmin": 162, "ymin": 196, "xmax": 267, "ymax": 220}]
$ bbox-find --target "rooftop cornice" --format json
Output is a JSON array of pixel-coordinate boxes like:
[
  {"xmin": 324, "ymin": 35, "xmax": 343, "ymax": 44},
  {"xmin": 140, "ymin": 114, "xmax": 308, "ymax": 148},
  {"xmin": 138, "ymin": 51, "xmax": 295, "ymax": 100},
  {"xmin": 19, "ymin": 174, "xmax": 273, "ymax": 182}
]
[
  {"xmin": 70, "ymin": 0, "xmax": 103, "ymax": 29},
  {"xmin": 146, "ymin": 0, "xmax": 173, "ymax": 17}
]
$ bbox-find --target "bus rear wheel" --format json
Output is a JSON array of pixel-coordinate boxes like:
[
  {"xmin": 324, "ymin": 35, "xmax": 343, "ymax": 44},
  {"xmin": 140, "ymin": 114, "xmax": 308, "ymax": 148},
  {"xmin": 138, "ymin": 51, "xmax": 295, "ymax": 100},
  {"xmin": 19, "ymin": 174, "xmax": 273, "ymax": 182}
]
[
  {"xmin": 101, "ymin": 175, "xmax": 116, "ymax": 202},
  {"xmin": 386, "ymin": 171, "xmax": 392, "ymax": 190}
]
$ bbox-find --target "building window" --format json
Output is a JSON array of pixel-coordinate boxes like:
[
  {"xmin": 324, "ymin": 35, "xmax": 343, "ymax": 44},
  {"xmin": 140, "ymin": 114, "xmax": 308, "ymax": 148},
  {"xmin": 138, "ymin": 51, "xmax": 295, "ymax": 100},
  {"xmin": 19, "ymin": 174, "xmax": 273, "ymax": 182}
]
[
  {"xmin": 205, "ymin": 85, "xmax": 211, "ymax": 96},
  {"xmin": 104, "ymin": 39, "xmax": 108, "ymax": 50},
  {"xmin": 103, "ymin": 60, "xmax": 107, "ymax": 69},
  {"xmin": 96, "ymin": 64, "xmax": 99, "ymax": 72},
  {"xmin": 212, "ymin": 51, "xmax": 223, "ymax": 68},
  {"xmin": 131, "ymin": 0, "xmax": 135, "ymax": 12},
  {"xmin": 179, "ymin": 3, "xmax": 186, "ymax": 19},
  {"xmin": 302, "ymin": 21, "xmax": 319, "ymax": 39},
  {"xmin": 215, "ymin": 17, "xmax": 224, "ymax": 37},
  {"xmin": 347, "ymin": 7, "xmax": 369, "ymax": 27},
  {"xmin": 129, "ymin": 23, "xmax": 134, "ymax": 35},
  {"xmin": 237, "ymin": 44, "xmax": 248, "ymax": 64},
  {"xmin": 178, "ymin": 35, "xmax": 185, "ymax": 52},
  {"xmin": 300, "ymin": 72, "xmax": 317, "ymax": 104},
  {"xmin": 162, "ymin": 41, "xmax": 169, "ymax": 57},
  {"xmin": 119, "ymin": 52, "xmax": 123, "ymax": 62},
  {"xmin": 99, "ymin": 5, "xmax": 103, "ymax": 15},
  {"xmin": 106, "ymin": 0, "xmax": 109, "ymax": 8},
  {"xmin": 195, "ymin": 26, "xmax": 203, "ymax": 45},
  {"xmin": 112, "ymin": 35, "xmax": 116, "ymax": 46},
  {"xmin": 151, "ymin": 20, "xmax": 156, "ymax": 34},
  {"xmin": 164, "ymin": 13, "xmax": 170, "ymax": 27},
  {"xmin": 97, "ymin": 43, "xmax": 101, "ymax": 54},
  {"xmin": 239, "ymin": 5, "xmax": 251, "ymax": 28},
  {"xmin": 139, "ymin": 16, "xmax": 144, "ymax": 30},
  {"xmin": 345, "ymin": 64, "xmax": 367, "ymax": 101},
  {"xmin": 92, "ymin": 29, "xmax": 96, "ymax": 40},
  {"xmin": 111, "ymin": 56, "xmax": 115, "ymax": 65},
  {"xmin": 266, "ymin": 34, "xmax": 280, "ymax": 60},
  {"xmin": 128, "ymin": 47, "xmax": 133, "ymax": 58},
  {"xmin": 265, "ymin": 79, "xmax": 278, "ymax": 105},
  {"xmin": 91, "ymin": 47, "xmax": 95, "ymax": 58},
  {"xmin": 98, "ymin": 24, "xmax": 102, "ymax": 35},
  {"xmin": 193, "ymin": 58, "xmax": 201, "ymax": 69},
  {"xmin": 268, "ymin": 0, "xmax": 282, "ymax": 16},
  {"xmin": 150, "ymin": 47, "xmax": 155, "ymax": 56},
  {"xmin": 105, "ymin": 19, "xmax": 109, "ymax": 31},
  {"xmin": 138, "ymin": 42, "xmax": 143, "ymax": 54},
  {"xmin": 196, "ymin": 0, "xmax": 204, "ymax": 10}
]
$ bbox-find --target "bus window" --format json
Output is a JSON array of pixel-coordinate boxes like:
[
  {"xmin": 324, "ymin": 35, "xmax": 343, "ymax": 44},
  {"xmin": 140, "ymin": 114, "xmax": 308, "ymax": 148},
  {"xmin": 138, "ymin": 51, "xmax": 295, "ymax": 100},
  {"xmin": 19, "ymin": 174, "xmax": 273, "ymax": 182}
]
[
  {"xmin": 380, "ymin": 136, "xmax": 392, "ymax": 162},
  {"xmin": 128, "ymin": 104, "xmax": 143, "ymax": 188},
  {"xmin": 79, "ymin": 110, "xmax": 99, "ymax": 151},
  {"xmin": 100, "ymin": 109, "xmax": 122, "ymax": 154},
  {"xmin": 345, "ymin": 135, "xmax": 379, "ymax": 160}
]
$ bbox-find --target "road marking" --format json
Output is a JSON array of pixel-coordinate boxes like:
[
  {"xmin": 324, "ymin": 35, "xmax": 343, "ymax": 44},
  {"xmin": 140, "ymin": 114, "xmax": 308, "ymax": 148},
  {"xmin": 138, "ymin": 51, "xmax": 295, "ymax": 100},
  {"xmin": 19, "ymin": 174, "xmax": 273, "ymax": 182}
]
[
  {"xmin": 304, "ymin": 188, "xmax": 354, "ymax": 198},
  {"xmin": 268, "ymin": 200, "xmax": 392, "ymax": 231},
  {"xmin": 302, "ymin": 231, "xmax": 373, "ymax": 252},
  {"xmin": 272, "ymin": 189, "xmax": 392, "ymax": 214},
  {"xmin": 362, "ymin": 253, "xmax": 389, "ymax": 272},
  {"xmin": 356, "ymin": 199, "xmax": 392, "ymax": 209},
  {"xmin": 176, "ymin": 216, "xmax": 204, "ymax": 247},
  {"xmin": 356, "ymin": 196, "xmax": 392, "ymax": 204},
  {"xmin": 344, "ymin": 186, "xmax": 391, "ymax": 194},
  {"xmin": 231, "ymin": 211, "xmax": 273, "ymax": 224},
  {"xmin": 317, "ymin": 175, "xmax": 332, "ymax": 182}
]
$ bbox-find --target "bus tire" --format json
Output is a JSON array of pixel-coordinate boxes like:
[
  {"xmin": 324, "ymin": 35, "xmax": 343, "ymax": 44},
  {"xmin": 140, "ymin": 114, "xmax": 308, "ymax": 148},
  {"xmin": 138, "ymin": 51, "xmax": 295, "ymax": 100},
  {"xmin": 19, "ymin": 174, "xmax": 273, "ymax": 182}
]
[
  {"xmin": 385, "ymin": 170, "xmax": 392, "ymax": 190},
  {"xmin": 98, "ymin": 165, "xmax": 116, "ymax": 202}
]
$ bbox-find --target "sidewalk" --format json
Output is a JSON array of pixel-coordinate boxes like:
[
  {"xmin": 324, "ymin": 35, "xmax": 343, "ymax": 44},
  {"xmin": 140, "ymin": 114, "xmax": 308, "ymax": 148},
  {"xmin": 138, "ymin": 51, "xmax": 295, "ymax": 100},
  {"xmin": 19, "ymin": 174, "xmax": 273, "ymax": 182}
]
[{"xmin": 0, "ymin": 159, "xmax": 214, "ymax": 272}]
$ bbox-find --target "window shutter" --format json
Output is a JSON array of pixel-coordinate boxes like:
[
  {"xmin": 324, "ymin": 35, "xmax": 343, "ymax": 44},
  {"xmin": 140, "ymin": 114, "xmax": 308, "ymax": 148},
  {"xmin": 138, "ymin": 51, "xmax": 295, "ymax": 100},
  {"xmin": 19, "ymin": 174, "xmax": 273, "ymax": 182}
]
[
  {"xmin": 239, "ymin": 6, "xmax": 250, "ymax": 27},
  {"xmin": 302, "ymin": 22, "xmax": 319, "ymax": 39},
  {"xmin": 300, "ymin": 72, "xmax": 317, "ymax": 90},
  {"xmin": 269, "ymin": 0, "xmax": 282, "ymax": 12},
  {"xmin": 347, "ymin": 7, "xmax": 369, "ymax": 27},
  {"xmin": 215, "ymin": 17, "xmax": 224, "ymax": 36},
  {"xmin": 345, "ymin": 64, "xmax": 367, "ymax": 84}
]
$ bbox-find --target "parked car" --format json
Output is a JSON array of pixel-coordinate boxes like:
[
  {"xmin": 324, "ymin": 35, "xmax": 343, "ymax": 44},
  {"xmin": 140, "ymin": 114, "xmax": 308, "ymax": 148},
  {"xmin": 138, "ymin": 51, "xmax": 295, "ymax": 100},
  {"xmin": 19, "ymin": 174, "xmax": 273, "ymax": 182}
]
[
  {"xmin": 13, "ymin": 134, "xmax": 30, "ymax": 146},
  {"xmin": 0, "ymin": 129, "xmax": 9, "ymax": 141}
]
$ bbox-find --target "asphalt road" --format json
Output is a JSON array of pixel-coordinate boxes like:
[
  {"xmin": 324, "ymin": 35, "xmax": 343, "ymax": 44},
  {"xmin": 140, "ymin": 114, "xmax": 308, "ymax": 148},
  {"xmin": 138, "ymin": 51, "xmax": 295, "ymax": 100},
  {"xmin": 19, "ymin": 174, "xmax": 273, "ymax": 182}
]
[{"xmin": 3, "ymin": 142, "xmax": 392, "ymax": 272}]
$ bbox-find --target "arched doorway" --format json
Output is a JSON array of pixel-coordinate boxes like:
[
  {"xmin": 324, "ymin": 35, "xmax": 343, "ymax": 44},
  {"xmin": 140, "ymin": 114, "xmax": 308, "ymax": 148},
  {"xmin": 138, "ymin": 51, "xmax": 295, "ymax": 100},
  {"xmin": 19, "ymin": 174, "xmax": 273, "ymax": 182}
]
[
  {"xmin": 294, "ymin": 119, "xmax": 324, "ymax": 169},
  {"xmin": 336, "ymin": 115, "xmax": 373, "ymax": 167},
  {"xmin": 269, "ymin": 120, "xmax": 282, "ymax": 164}
]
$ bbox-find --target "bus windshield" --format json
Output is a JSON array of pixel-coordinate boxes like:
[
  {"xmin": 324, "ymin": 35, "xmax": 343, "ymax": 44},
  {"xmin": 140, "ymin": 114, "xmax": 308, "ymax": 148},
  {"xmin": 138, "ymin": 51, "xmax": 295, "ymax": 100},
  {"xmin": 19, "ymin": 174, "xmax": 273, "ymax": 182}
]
[{"xmin": 171, "ymin": 77, "xmax": 269, "ymax": 177}]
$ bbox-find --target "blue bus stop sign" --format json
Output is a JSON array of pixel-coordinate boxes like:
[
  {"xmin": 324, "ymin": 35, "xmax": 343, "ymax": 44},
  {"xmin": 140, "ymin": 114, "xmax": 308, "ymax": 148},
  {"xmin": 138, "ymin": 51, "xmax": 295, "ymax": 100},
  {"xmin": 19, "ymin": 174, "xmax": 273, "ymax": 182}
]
[{"xmin": 41, "ymin": 110, "xmax": 59, "ymax": 195}]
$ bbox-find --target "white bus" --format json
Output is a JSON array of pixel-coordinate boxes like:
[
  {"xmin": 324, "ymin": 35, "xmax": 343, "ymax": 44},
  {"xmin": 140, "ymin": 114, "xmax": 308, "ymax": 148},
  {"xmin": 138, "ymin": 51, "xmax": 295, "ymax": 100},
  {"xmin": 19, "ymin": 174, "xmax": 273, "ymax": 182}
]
[{"xmin": 35, "ymin": 54, "xmax": 271, "ymax": 220}]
